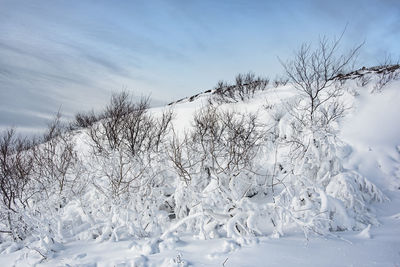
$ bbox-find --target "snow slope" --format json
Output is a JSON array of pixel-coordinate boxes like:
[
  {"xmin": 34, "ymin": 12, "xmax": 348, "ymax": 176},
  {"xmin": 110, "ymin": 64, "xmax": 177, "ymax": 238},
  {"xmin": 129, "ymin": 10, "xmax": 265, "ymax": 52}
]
[{"xmin": 1, "ymin": 70, "xmax": 400, "ymax": 266}]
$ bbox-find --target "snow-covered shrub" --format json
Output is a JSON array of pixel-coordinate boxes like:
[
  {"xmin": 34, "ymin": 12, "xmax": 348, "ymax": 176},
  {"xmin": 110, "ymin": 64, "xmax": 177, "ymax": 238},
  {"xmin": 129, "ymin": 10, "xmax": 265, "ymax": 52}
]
[
  {"xmin": 0, "ymin": 115, "xmax": 87, "ymax": 255},
  {"xmin": 167, "ymin": 106, "xmax": 269, "ymax": 240},
  {"xmin": 85, "ymin": 92, "xmax": 174, "ymax": 239},
  {"xmin": 265, "ymin": 36, "xmax": 385, "ymax": 234},
  {"xmin": 265, "ymin": 96, "xmax": 386, "ymax": 237},
  {"xmin": 164, "ymin": 77, "xmax": 387, "ymax": 242},
  {"xmin": 88, "ymin": 93, "xmax": 172, "ymax": 199}
]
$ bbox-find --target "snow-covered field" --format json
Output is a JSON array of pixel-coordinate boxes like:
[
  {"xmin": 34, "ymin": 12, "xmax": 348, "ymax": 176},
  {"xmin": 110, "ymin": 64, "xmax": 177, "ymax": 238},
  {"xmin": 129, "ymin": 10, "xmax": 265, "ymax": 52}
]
[{"xmin": 1, "ymin": 69, "xmax": 400, "ymax": 266}]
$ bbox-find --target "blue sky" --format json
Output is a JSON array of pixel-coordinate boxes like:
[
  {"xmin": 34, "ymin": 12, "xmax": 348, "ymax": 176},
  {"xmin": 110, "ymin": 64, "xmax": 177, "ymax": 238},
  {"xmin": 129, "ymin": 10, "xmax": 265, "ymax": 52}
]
[{"xmin": 0, "ymin": 0, "xmax": 399, "ymax": 133}]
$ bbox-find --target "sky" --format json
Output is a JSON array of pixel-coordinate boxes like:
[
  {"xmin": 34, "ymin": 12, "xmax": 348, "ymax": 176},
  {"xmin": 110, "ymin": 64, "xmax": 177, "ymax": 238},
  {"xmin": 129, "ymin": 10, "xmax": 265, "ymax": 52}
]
[{"xmin": 0, "ymin": 0, "xmax": 399, "ymax": 133}]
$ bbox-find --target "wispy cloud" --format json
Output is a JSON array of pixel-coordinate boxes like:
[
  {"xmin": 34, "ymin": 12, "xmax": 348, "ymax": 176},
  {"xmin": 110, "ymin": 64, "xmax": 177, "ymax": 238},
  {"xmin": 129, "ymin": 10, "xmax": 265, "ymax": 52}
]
[{"xmin": 0, "ymin": 0, "xmax": 398, "ymax": 133}]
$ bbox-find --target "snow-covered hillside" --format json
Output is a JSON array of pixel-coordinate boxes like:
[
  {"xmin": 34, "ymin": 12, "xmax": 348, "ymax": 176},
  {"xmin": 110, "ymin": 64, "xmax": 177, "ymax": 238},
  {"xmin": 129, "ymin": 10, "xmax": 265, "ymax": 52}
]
[{"xmin": 1, "ymin": 67, "xmax": 400, "ymax": 266}]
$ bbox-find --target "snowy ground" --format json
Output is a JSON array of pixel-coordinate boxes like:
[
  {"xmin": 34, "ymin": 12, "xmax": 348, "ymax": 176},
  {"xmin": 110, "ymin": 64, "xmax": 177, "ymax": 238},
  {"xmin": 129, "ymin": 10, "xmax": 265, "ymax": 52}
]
[
  {"xmin": 3, "ymin": 204, "xmax": 400, "ymax": 266},
  {"xmin": 1, "ymin": 74, "xmax": 400, "ymax": 266}
]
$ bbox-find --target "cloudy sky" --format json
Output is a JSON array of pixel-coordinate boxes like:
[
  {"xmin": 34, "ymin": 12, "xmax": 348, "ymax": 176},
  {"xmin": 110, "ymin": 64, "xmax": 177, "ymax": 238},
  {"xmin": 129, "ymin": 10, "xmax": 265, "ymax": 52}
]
[{"xmin": 0, "ymin": 0, "xmax": 399, "ymax": 133}]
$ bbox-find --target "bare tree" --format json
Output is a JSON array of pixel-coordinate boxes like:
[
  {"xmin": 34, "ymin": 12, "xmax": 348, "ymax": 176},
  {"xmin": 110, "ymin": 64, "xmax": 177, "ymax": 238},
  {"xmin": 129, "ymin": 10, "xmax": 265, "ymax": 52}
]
[{"xmin": 280, "ymin": 33, "xmax": 362, "ymax": 128}]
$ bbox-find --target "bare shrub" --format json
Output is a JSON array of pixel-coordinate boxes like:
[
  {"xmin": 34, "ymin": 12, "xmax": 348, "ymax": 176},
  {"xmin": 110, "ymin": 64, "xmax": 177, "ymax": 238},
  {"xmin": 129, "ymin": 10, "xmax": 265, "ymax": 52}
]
[
  {"xmin": 96, "ymin": 91, "xmax": 135, "ymax": 150},
  {"xmin": 273, "ymin": 77, "xmax": 289, "ymax": 87},
  {"xmin": 372, "ymin": 65, "xmax": 400, "ymax": 92},
  {"xmin": 213, "ymin": 72, "xmax": 269, "ymax": 103},
  {"xmin": 0, "ymin": 129, "xmax": 34, "ymax": 240},
  {"xmin": 168, "ymin": 132, "xmax": 196, "ymax": 187},
  {"xmin": 88, "ymin": 92, "xmax": 173, "ymax": 200},
  {"xmin": 192, "ymin": 106, "xmax": 262, "ymax": 176},
  {"xmin": 70, "ymin": 110, "xmax": 101, "ymax": 130},
  {"xmin": 356, "ymin": 74, "xmax": 372, "ymax": 87},
  {"xmin": 32, "ymin": 113, "xmax": 82, "ymax": 201},
  {"xmin": 152, "ymin": 108, "xmax": 174, "ymax": 153},
  {"xmin": 121, "ymin": 97, "xmax": 173, "ymax": 156}
]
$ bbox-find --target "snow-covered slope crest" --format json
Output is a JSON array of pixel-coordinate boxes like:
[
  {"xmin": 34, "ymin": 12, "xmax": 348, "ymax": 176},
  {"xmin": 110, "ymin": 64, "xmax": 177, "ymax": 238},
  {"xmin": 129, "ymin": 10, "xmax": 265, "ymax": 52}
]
[{"xmin": 0, "ymin": 66, "xmax": 399, "ymax": 266}]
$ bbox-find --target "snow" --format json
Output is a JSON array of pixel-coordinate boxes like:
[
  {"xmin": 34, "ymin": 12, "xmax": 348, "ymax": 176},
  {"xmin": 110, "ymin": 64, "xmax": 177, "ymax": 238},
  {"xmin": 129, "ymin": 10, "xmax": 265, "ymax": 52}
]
[
  {"xmin": 1, "ymin": 70, "xmax": 400, "ymax": 266},
  {"xmin": 3, "ymin": 220, "xmax": 400, "ymax": 266},
  {"xmin": 357, "ymin": 224, "xmax": 372, "ymax": 239}
]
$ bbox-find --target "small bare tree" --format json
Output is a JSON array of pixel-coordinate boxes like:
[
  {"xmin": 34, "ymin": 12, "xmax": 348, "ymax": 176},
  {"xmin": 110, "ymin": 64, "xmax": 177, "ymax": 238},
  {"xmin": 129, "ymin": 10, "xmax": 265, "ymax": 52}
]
[{"xmin": 280, "ymin": 34, "xmax": 362, "ymax": 129}]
